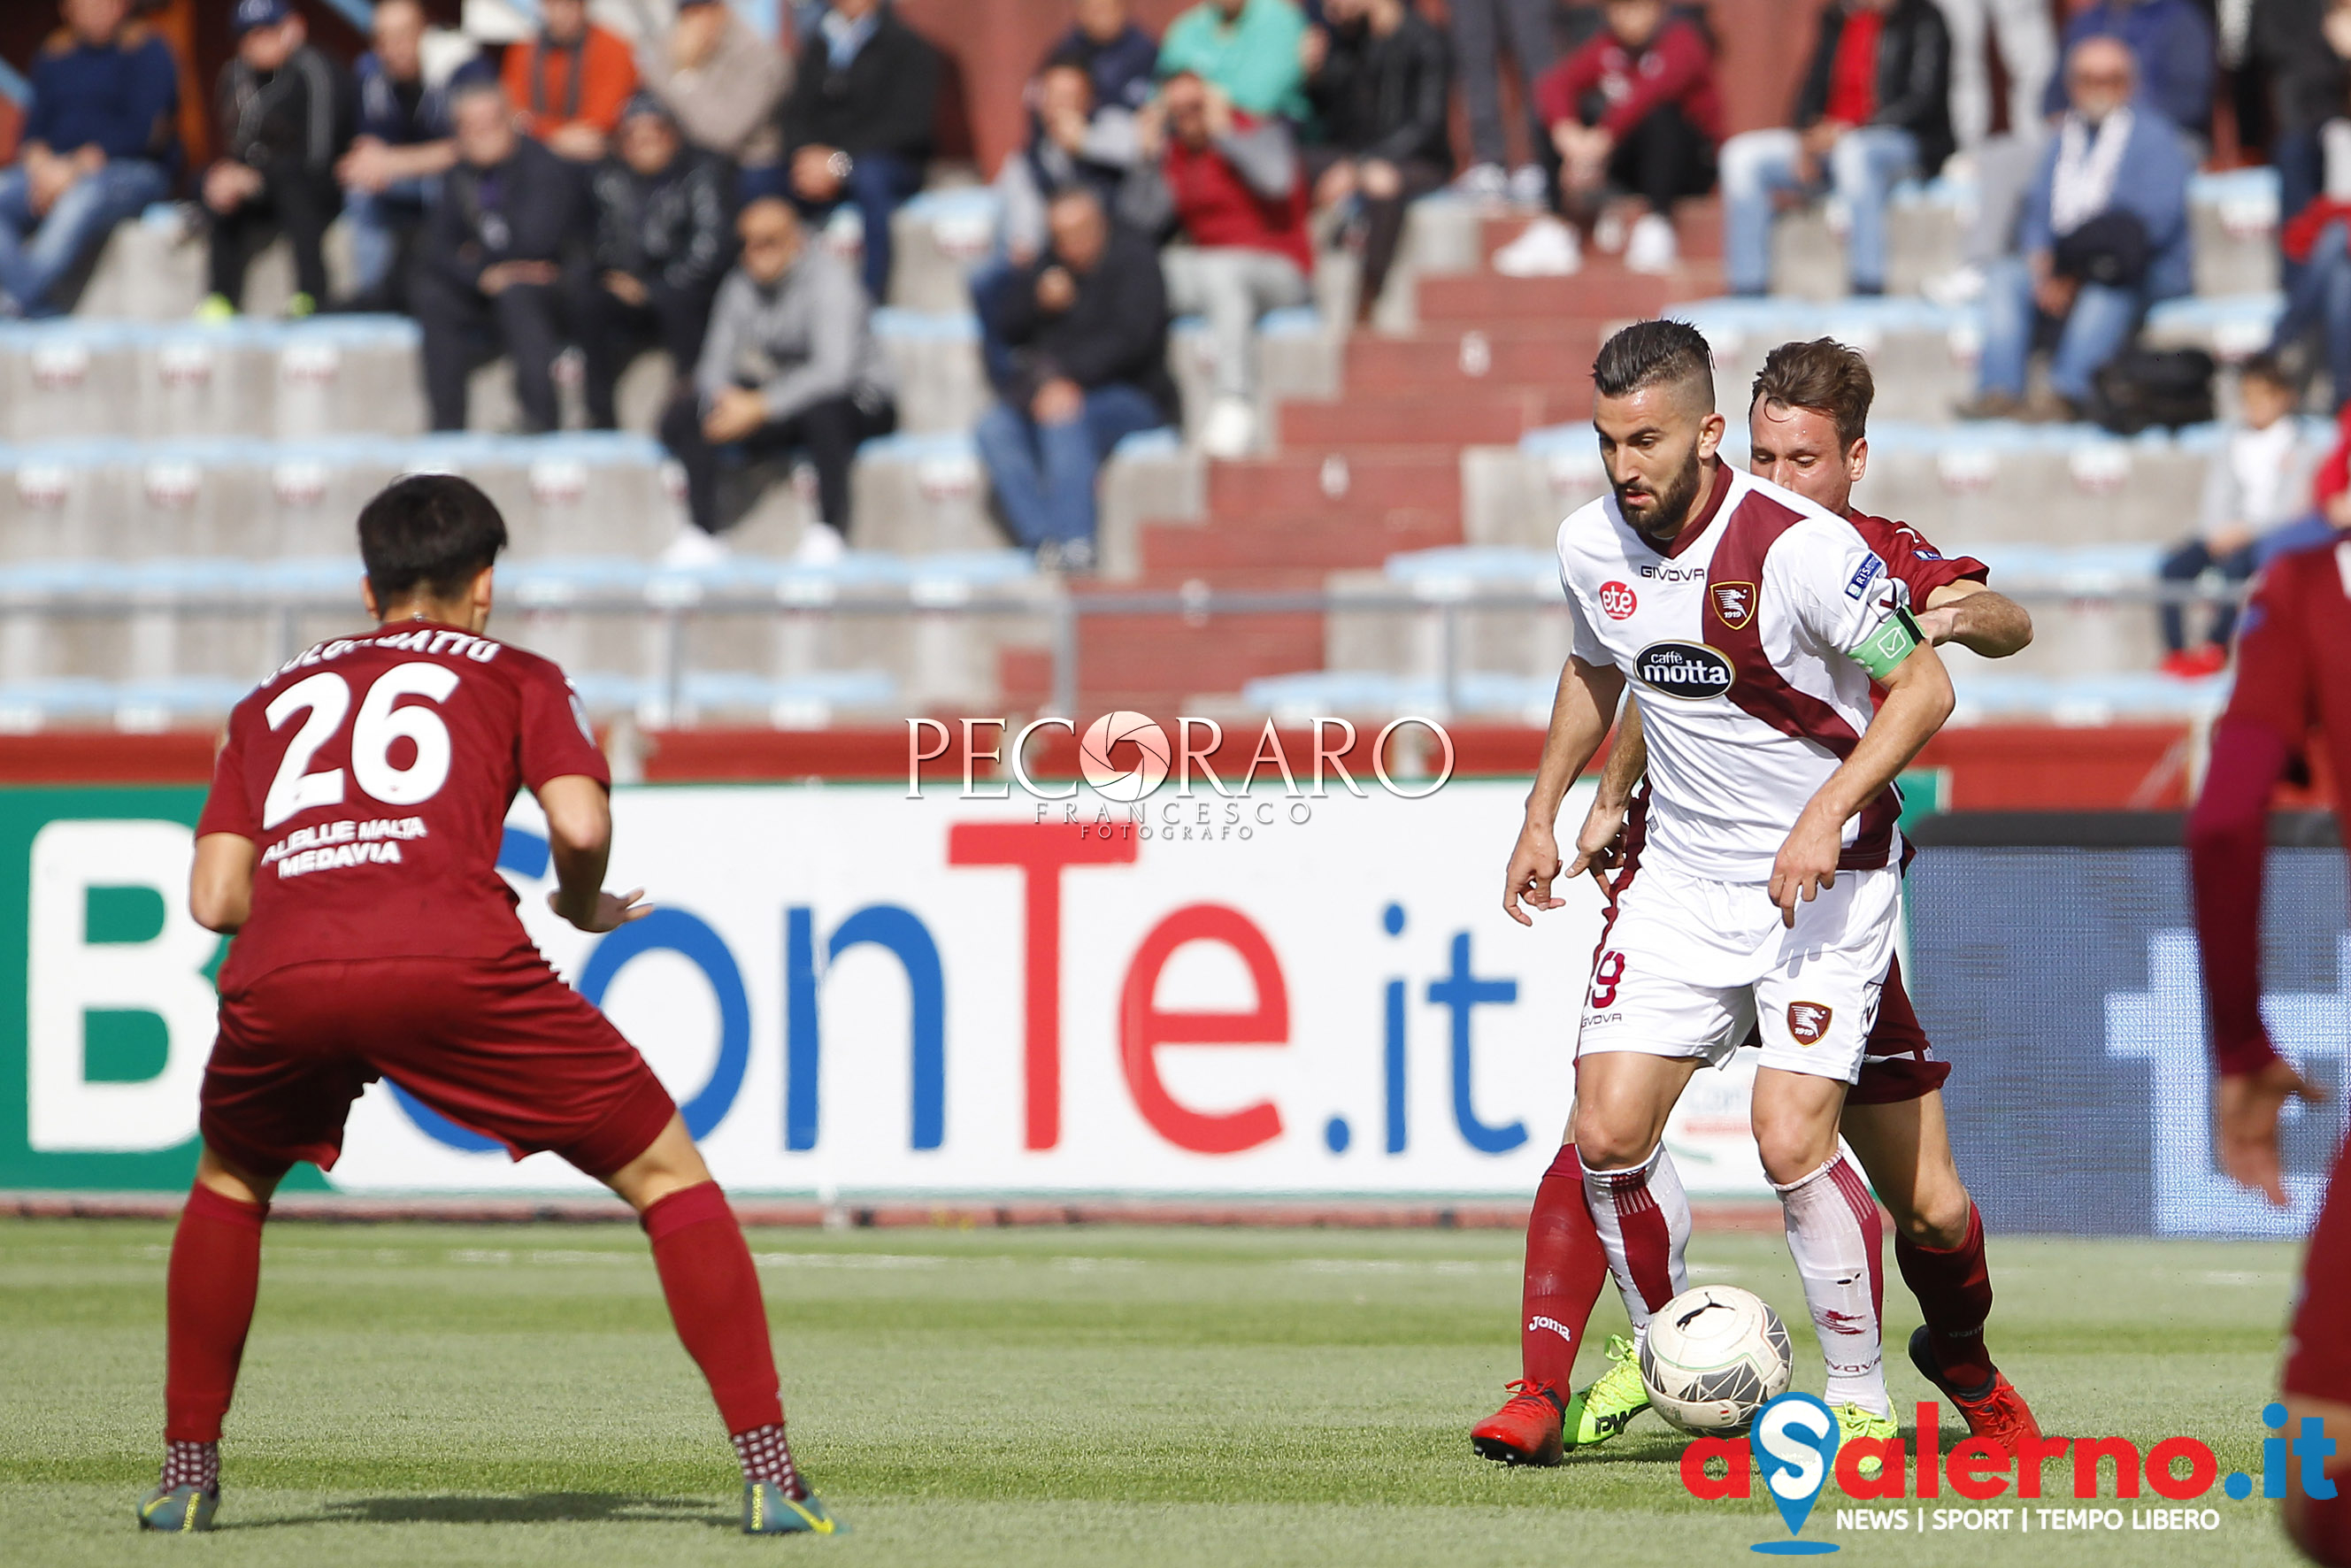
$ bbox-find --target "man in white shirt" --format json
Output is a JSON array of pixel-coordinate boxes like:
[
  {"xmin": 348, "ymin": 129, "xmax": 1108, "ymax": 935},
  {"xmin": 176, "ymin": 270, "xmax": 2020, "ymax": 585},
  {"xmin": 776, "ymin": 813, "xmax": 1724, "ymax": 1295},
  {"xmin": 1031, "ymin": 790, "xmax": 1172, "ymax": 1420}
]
[{"xmin": 1502, "ymin": 319, "xmax": 1955, "ymax": 1467}]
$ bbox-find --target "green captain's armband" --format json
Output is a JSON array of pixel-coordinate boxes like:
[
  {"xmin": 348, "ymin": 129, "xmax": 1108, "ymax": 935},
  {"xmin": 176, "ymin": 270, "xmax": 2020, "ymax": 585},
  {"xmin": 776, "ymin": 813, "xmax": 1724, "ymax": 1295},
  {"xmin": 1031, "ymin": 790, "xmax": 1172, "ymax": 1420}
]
[{"xmin": 1848, "ymin": 605, "xmax": 1925, "ymax": 680}]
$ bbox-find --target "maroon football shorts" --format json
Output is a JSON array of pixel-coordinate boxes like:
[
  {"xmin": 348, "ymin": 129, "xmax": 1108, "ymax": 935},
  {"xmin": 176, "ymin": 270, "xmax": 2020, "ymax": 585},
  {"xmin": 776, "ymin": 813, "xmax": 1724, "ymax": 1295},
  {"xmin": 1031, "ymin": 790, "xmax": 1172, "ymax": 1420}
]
[
  {"xmin": 2286, "ymin": 1142, "xmax": 2351, "ymax": 1403},
  {"xmin": 1848, "ymin": 953, "xmax": 1954, "ymax": 1106},
  {"xmin": 199, "ymin": 949, "xmax": 678, "ymax": 1182}
]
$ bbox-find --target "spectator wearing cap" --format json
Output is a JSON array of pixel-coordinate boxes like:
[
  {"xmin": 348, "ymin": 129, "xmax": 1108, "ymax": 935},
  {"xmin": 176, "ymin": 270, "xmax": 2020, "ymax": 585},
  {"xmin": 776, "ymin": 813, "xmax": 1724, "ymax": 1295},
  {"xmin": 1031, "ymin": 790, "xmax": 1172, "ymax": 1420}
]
[
  {"xmin": 639, "ymin": 0, "xmax": 790, "ymax": 199},
  {"xmin": 777, "ymin": 0, "xmax": 942, "ymax": 304},
  {"xmin": 2044, "ymin": 0, "xmax": 2216, "ymax": 142},
  {"xmin": 1156, "ymin": 0, "xmax": 1312, "ymax": 124},
  {"xmin": 501, "ymin": 0, "xmax": 639, "ymax": 164},
  {"xmin": 0, "ymin": 0, "xmax": 180, "ymax": 318},
  {"xmin": 1121, "ymin": 69, "xmax": 1312, "ymax": 459},
  {"xmin": 1957, "ymin": 36, "xmax": 2192, "ymax": 422},
  {"xmin": 200, "ymin": 0, "xmax": 353, "ymax": 321},
  {"xmin": 334, "ymin": 0, "xmax": 491, "ymax": 312},
  {"xmin": 1050, "ymin": 0, "xmax": 1161, "ymax": 116},
  {"xmin": 976, "ymin": 186, "xmax": 1177, "ymax": 572},
  {"xmin": 659, "ymin": 197, "xmax": 899, "ymax": 564},
  {"xmin": 1301, "ymin": 0, "xmax": 1452, "ymax": 320},
  {"xmin": 411, "ymin": 82, "xmax": 589, "ymax": 433},
  {"xmin": 1718, "ymin": 0, "xmax": 1954, "ymax": 298},
  {"xmin": 573, "ymin": 94, "xmax": 737, "ymax": 431},
  {"xmin": 1497, "ymin": 0, "xmax": 1718, "ymax": 279}
]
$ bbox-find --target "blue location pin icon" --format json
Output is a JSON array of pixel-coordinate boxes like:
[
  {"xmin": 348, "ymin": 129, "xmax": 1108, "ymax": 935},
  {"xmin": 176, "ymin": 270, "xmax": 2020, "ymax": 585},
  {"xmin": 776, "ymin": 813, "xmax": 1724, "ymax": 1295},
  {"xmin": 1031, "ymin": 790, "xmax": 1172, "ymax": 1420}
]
[{"xmin": 1751, "ymin": 1393, "xmax": 1841, "ymax": 1538}]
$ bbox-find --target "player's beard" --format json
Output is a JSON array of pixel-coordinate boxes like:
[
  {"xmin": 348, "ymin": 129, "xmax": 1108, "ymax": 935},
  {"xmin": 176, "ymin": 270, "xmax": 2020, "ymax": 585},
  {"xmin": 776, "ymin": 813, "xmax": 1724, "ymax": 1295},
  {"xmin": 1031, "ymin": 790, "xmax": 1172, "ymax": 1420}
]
[{"xmin": 1612, "ymin": 438, "xmax": 1707, "ymax": 549}]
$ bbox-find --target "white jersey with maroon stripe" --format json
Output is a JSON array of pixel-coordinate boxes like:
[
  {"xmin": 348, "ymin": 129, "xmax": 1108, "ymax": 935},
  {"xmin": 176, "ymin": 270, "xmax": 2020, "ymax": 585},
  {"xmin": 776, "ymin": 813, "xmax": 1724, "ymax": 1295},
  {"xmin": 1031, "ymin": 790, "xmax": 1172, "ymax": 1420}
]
[{"xmin": 1556, "ymin": 461, "xmax": 1909, "ymax": 883}]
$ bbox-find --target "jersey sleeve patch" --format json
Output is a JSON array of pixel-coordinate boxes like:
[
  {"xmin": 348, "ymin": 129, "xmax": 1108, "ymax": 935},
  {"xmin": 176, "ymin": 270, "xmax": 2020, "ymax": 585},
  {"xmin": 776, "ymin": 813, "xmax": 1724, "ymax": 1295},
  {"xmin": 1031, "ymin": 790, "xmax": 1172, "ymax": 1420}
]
[{"xmin": 1844, "ymin": 552, "xmax": 1887, "ymax": 601}]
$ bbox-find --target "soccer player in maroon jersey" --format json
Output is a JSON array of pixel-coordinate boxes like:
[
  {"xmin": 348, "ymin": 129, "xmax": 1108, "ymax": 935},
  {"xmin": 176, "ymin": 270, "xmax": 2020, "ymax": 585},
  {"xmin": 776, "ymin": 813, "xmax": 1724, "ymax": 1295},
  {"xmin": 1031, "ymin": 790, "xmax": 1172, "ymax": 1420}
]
[
  {"xmin": 2188, "ymin": 533, "xmax": 2351, "ymax": 1564},
  {"xmin": 137, "ymin": 475, "xmax": 834, "ymax": 1536},
  {"xmin": 1474, "ymin": 338, "xmax": 2040, "ymax": 1466}
]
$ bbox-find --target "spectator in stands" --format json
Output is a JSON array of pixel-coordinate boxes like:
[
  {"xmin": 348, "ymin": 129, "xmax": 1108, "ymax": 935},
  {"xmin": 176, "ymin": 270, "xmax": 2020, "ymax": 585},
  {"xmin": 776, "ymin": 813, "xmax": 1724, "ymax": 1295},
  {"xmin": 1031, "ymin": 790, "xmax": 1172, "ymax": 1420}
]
[
  {"xmin": 1935, "ymin": 0, "xmax": 2055, "ymax": 152},
  {"xmin": 2255, "ymin": 0, "xmax": 2351, "ymax": 284},
  {"xmin": 660, "ymin": 197, "xmax": 898, "ymax": 565},
  {"xmin": 2271, "ymin": 174, "xmax": 2351, "ymax": 409},
  {"xmin": 501, "ymin": 0, "xmax": 638, "ymax": 164},
  {"xmin": 977, "ymin": 187, "xmax": 1176, "ymax": 572},
  {"xmin": 0, "ymin": 0, "xmax": 179, "ymax": 319},
  {"xmin": 2044, "ymin": 0, "xmax": 2216, "ymax": 142},
  {"xmin": 574, "ymin": 95, "xmax": 736, "ymax": 432},
  {"xmin": 2157, "ymin": 354, "xmax": 2322, "ymax": 676},
  {"xmin": 1495, "ymin": 0, "xmax": 1717, "ymax": 279},
  {"xmin": 1718, "ymin": 0, "xmax": 1954, "ymax": 299},
  {"xmin": 1156, "ymin": 0, "xmax": 1312, "ymax": 124},
  {"xmin": 334, "ymin": 0, "xmax": 489, "ymax": 314},
  {"xmin": 639, "ymin": 0, "xmax": 790, "ymax": 200},
  {"xmin": 1122, "ymin": 70, "xmax": 1312, "ymax": 459},
  {"xmin": 1957, "ymin": 36, "xmax": 2192, "ymax": 422},
  {"xmin": 412, "ymin": 82, "xmax": 587, "ymax": 433},
  {"xmin": 777, "ymin": 0, "xmax": 942, "ymax": 303},
  {"xmin": 996, "ymin": 56, "xmax": 1141, "ymax": 269},
  {"xmin": 1052, "ymin": 0, "xmax": 1161, "ymax": 114},
  {"xmin": 1445, "ymin": 0, "xmax": 1554, "ymax": 204},
  {"xmin": 200, "ymin": 0, "xmax": 351, "ymax": 322},
  {"xmin": 1302, "ymin": 0, "xmax": 1452, "ymax": 320}
]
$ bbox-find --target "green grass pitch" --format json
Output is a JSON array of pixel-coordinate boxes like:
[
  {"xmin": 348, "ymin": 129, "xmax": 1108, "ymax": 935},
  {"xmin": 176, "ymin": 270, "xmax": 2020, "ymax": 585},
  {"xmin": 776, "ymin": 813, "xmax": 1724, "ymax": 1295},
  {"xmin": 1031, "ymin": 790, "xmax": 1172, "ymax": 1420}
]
[{"xmin": 0, "ymin": 1218, "xmax": 2310, "ymax": 1567}]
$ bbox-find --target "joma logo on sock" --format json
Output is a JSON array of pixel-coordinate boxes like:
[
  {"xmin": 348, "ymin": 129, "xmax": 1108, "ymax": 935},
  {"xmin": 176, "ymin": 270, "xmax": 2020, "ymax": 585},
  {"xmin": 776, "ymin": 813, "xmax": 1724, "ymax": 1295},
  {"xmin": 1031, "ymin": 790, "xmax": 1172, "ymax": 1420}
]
[{"xmin": 1528, "ymin": 1315, "xmax": 1576, "ymax": 1343}]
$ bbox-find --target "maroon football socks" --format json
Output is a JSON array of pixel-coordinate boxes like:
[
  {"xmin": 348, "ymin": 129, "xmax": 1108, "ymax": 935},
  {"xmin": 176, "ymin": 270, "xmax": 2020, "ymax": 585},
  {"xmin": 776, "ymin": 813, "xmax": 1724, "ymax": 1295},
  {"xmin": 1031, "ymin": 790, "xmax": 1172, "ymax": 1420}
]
[
  {"xmin": 1520, "ymin": 1144, "xmax": 1611, "ymax": 1393},
  {"xmin": 1896, "ymin": 1201, "xmax": 1997, "ymax": 1394},
  {"xmin": 164, "ymin": 1184, "xmax": 268, "ymax": 1452},
  {"xmin": 641, "ymin": 1181, "xmax": 805, "ymax": 1498}
]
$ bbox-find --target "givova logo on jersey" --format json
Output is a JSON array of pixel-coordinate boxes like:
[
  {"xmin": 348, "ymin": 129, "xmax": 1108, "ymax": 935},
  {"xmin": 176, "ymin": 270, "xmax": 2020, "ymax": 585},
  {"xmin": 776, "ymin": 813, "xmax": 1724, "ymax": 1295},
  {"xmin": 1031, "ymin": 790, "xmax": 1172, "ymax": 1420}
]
[{"xmin": 1635, "ymin": 642, "xmax": 1736, "ymax": 699}]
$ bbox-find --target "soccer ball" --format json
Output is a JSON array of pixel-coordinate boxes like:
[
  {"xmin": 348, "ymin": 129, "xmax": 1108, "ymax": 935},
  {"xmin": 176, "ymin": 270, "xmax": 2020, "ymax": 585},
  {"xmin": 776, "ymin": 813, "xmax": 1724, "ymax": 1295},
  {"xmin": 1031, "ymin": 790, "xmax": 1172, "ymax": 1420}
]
[{"xmin": 1638, "ymin": 1285, "xmax": 1794, "ymax": 1436}]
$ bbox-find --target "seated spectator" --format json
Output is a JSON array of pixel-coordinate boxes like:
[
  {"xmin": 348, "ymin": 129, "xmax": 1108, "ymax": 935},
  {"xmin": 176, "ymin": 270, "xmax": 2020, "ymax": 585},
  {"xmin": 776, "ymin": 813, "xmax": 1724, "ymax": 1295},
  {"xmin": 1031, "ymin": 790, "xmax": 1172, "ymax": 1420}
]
[
  {"xmin": 334, "ymin": 0, "xmax": 489, "ymax": 313},
  {"xmin": 996, "ymin": 55, "xmax": 1140, "ymax": 269},
  {"xmin": 1122, "ymin": 71, "xmax": 1312, "ymax": 459},
  {"xmin": 574, "ymin": 95, "xmax": 736, "ymax": 432},
  {"xmin": 639, "ymin": 0, "xmax": 790, "ymax": 200},
  {"xmin": 778, "ymin": 0, "xmax": 942, "ymax": 303},
  {"xmin": 976, "ymin": 188, "xmax": 1177, "ymax": 572},
  {"xmin": 0, "ymin": 0, "xmax": 179, "ymax": 319},
  {"xmin": 1444, "ymin": 0, "xmax": 1554, "ymax": 205},
  {"xmin": 2044, "ymin": 0, "xmax": 2215, "ymax": 143},
  {"xmin": 1054, "ymin": 0, "xmax": 1161, "ymax": 114},
  {"xmin": 2158, "ymin": 355, "xmax": 2322, "ymax": 676},
  {"xmin": 2255, "ymin": 0, "xmax": 2351, "ymax": 276},
  {"xmin": 1957, "ymin": 36, "xmax": 2192, "ymax": 422},
  {"xmin": 1718, "ymin": 0, "xmax": 1953, "ymax": 298},
  {"xmin": 1156, "ymin": 0, "xmax": 1311, "ymax": 124},
  {"xmin": 200, "ymin": 0, "xmax": 352, "ymax": 321},
  {"xmin": 501, "ymin": 0, "xmax": 638, "ymax": 164},
  {"xmin": 659, "ymin": 198, "xmax": 898, "ymax": 565},
  {"xmin": 1302, "ymin": 0, "xmax": 1451, "ymax": 319},
  {"xmin": 412, "ymin": 83, "xmax": 588, "ymax": 433},
  {"xmin": 1497, "ymin": 0, "xmax": 1716, "ymax": 279}
]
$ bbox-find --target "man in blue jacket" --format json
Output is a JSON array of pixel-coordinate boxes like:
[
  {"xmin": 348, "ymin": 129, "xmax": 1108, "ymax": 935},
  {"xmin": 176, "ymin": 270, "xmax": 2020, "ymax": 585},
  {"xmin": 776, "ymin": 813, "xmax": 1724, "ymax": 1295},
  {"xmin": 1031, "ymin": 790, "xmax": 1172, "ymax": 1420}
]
[
  {"xmin": 1959, "ymin": 35, "xmax": 2192, "ymax": 422},
  {"xmin": 0, "ymin": 0, "xmax": 180, "ymax": 317},
  {"xmin": 2041, "ymin": 0, "xmax": 2215, "ymax": 141}
]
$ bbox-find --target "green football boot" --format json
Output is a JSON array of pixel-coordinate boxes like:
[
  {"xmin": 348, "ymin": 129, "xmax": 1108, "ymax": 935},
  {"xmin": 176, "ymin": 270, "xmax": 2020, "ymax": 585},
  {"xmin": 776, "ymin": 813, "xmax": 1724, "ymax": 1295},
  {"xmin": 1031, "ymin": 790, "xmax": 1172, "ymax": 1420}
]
[
  {"xmin": 743, "ymin": 1480, "xmax": 841, "ymax": 1535},
  {"xmin": 135, "ymin": 1484, "xmax": 219, "ymax": 1533},
  {"xmin": 1561, "ymin": 1334, "xmax": 1652, "ymax": 1448},
  {"xmin": 1832, "ymin": 1404, "xmax": 1899, "ymax": 1481}
]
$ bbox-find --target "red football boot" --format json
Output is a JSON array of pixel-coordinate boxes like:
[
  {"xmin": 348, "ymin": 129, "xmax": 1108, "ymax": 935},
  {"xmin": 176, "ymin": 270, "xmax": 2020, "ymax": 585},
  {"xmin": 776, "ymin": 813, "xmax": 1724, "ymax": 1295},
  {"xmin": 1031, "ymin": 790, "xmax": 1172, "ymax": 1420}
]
[
  {"xmin": 1909, "ymin": 1326, "xmax": 2042, "ymax": 1453},
  {"xmin": 1471, "ymin": 1380, "xmax": 1564, "ymax": 1466}
]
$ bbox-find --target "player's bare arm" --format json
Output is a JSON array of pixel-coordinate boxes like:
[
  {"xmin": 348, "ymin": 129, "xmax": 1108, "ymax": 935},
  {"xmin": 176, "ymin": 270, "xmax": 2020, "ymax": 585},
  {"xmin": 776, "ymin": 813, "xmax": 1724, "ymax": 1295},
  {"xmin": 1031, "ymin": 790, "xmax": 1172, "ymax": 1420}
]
[
  {"xmin": 1570, "ymin": 703, "xmax": 1646, "ymax": 895},
  {"xmin": 188, "ymin": 834, "xmax": 259, "ymax": 934},
  {"xmin": 1770, "ymin": 635, "xmax": 1954, "ymax": 927},
  {"xmin": 538, "ymin": 773, "xmax": 654, "ymax": 934},
  {"xmin": 2217, "ymin": 1056, "xmax": 2330, "ymax": 1207},
  {"xmin": 1505, "ymin": 655, "xmax": 1626, "ymax": 925},
  {"xmin": 1915, "ymin": 580, "xmax": 2033, "ymax": 660}
]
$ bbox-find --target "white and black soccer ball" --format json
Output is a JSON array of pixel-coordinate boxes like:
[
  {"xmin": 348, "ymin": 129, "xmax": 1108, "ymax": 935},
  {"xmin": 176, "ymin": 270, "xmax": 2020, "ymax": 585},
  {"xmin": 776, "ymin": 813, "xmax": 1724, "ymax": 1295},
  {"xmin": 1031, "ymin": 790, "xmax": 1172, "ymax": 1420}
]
[{"xmin": 1638, "ymin": 1285, "xmax": 1794, "ymax": 1436}]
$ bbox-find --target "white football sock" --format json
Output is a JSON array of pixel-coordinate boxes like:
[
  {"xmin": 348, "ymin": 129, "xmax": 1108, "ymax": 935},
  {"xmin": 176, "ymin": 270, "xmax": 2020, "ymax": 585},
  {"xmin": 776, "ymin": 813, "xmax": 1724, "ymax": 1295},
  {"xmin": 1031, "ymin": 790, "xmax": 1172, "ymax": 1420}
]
[
  {"xmin": 1579, "ymin": 1141, "xmax": 1692, "ymax": 1337},
  {"xmin": 1775, "ymin": 1141, "xmax": 1890, "ymax": 1416}
]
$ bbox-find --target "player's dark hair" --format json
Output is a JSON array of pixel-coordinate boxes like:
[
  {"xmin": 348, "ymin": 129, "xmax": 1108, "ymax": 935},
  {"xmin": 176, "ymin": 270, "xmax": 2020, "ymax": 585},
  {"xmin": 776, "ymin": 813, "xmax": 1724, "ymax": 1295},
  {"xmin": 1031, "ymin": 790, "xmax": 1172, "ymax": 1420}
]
[
  {"xmin": 1750, "ymin": 337, "xmax": 1875, "ymax": 452},
  {"xmin": 1592, "ymin": 319, "xmax": 1715, "ymax": 409},
  {"xmin": 2238, "ymin": 350, "xmax": 2290, "ymax": 392},
  {"xmin": 357, "ymin": 474, "xmax": 509, "ymax": 604}
]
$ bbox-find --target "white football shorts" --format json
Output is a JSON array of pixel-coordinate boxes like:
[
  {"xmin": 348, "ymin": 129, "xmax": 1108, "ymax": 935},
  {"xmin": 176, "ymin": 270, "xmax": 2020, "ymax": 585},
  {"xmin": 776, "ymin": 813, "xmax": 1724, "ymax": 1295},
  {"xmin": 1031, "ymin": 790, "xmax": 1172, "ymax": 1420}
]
[{"xmin": 1576, "ymin": 857, "xmax": 1901, "ymax": 1083}]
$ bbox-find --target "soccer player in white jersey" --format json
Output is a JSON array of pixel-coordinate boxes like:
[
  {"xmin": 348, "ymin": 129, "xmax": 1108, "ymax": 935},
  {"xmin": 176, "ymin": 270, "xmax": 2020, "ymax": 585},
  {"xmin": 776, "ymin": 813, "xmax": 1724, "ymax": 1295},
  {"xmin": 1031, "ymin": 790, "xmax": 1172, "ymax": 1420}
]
[{"xmin": 1502, "ymin": 319, "xmax": 1955, "ymax": 1463}]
